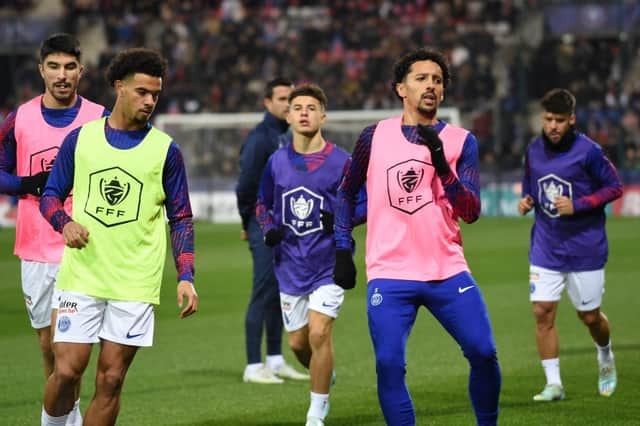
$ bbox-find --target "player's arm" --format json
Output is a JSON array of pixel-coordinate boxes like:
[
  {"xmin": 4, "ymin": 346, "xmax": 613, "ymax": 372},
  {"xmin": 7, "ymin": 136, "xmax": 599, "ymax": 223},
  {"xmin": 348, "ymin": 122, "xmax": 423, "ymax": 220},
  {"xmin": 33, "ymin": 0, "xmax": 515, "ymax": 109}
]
[
  {"xmin": 256, "ymin": 156, "xmax": 284, "ymax": 246},
  {"xmin": 333, "ymin": 125, "xmax": 374, "ymax": 290},
  {"xmin": 0, "ymin": 111, "xmax": 21, "ymax": 194},
  {"xmin": 416, "ymin": 125, "xmax": 480, "ymax": 223},
  {"xmin": 571, "ymin": 144, "xmax": 623, "ymax": 213},
  {"xmin": 335, "ymin": 125, "xmax": 374, "ymax": 249},
  {"xmin": 518, "ymin": 148, "xmax": 534, "ymax": 215},
  {"xmin": 236, "ymin": 129, "xmax": 267, "ymax": 231},
  {"xmin": 40, "ymin": 128, "xmax": 88, "ymax": 248},
  {"xmin": 352, "ymin": 184, "xmax": 368, "ymax": 226},
  {"xmin": 441, "ymin": 133, "xmax": 481, "ymax": 223},
  {"xmin": 0, "ymin": 111, "xmax": 48, "ymax": 196},
  {"xmin": 163, "ymin": 142, "xmax": 197, "ymax": 318}
]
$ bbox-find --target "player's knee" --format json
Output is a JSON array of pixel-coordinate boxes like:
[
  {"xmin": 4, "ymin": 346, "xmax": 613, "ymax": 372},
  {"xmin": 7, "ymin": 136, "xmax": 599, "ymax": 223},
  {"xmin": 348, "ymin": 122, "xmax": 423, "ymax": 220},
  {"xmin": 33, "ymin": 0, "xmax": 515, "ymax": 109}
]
[
  {"xmin": 52, "ymin": 364, "xmax": 83, "ymax": 386},
  {"xmin": 287, "ymin": 334, "xmax": 307, "ymax": 354},
  {"xmin": 532, "ymin": 303, "xmax": 554, "ymax": 324},
  {"xmin": 375, "ymin": 351, "xmax": 405, "ymax": 377},
  {"xmin": 96, "ymin": 369, "xmax": 126, "ymax": 396},
  {"xmin": 577, "ymin": 309, "xmax": 600, "ymax": 326},
  {"xmin": 308, "ymin": 326, "xmax": 330, "ymax": 348},
  {"xmin": 464, "ymin": 343, "xmax": 498, "ymax": 365}
]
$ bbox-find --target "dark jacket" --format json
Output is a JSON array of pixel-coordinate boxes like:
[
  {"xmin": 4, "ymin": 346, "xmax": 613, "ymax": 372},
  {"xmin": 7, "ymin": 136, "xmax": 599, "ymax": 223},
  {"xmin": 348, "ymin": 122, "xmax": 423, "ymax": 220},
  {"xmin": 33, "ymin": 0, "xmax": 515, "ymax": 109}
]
[{"xmin": 236, "ymin": 111, "xmax": 289, "ymax": 230}]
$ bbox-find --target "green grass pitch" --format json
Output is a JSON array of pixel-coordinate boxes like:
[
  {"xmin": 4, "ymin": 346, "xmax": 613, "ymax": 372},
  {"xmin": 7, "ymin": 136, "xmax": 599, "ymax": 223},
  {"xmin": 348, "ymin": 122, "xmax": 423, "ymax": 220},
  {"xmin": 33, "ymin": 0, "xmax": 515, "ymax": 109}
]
[{"xmin": 1, "ymin": 217, "xmax": 639, "ymax": 425}]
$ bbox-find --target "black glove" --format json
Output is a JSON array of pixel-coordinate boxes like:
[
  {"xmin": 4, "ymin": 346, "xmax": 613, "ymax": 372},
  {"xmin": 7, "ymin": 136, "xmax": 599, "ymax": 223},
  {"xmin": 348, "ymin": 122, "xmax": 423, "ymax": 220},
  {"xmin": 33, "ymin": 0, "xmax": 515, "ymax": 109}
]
[
  {"xmin": 417, "ymin": 125, "xmax": 450, "ymax": 176},
  {"xmin": 19, "ymin": 171, "xmax": 50, "ymax": 196},
  {"xmin": 320, "ymin": 209, "xmax": 334, "ymax": 234},
  {"xmin": 333, "ymin": 249, "xmax": 356, "ymax": 290},
  {"xmin": 264, "ymin": 227, "xmax": 285, "ymax": 247}
]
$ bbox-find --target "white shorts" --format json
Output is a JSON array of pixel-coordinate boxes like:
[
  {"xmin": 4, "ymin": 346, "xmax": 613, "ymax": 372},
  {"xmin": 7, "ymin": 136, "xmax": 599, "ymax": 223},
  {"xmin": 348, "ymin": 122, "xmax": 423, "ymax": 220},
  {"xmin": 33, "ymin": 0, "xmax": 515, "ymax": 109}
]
[
  {"xmin": 21, "ymin": 260, "xmax": 59, "ymax": 329},
  {"xmin": 280, "ymin": 284, "xmax": 345, "ymax": 332},
  {"xmin": 53, "ymin": 290, "xmax": 155, "ymax": 347},
  {"xmin": 529, "ymin": 265, "xmax": 605, "ymax": 311}
]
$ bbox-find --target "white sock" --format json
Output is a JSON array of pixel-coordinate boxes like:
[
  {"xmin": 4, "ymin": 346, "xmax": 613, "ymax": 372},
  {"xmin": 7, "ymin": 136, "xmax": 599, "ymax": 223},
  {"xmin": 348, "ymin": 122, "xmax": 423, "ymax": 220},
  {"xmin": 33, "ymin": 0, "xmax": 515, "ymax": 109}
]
[
  {"xmin": 542, "ymin": 358, "xmax": 562, "ymax": 386},
  {"xmin": 41, "ymin": 407, "xmax": 68, "ymax": 426},
  {"xmin": 307, "ymin": 392, "xmax": 329, "ymax": 419},
  {"xmin": 596, "ymin": 341, "xmax": 614, "ymax": 364},
  {"xmin": 65, "ymin": 399, "xmax": 82, "ymax": 426},
  {"xmin": 245, "ymin": 363, "xmax": 264, "ymax": 374},
  {"xmin": 266, "ymin": 354, "xmax": 285, "ymax": 370}
]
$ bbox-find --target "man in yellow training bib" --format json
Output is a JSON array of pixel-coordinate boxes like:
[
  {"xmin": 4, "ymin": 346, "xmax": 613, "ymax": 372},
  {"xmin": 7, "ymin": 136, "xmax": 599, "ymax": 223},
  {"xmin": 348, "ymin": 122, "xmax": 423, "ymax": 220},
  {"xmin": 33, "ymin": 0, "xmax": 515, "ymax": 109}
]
[{"xmin": 39, "ymin": 48, "xmax": 198, "ymax": 426}]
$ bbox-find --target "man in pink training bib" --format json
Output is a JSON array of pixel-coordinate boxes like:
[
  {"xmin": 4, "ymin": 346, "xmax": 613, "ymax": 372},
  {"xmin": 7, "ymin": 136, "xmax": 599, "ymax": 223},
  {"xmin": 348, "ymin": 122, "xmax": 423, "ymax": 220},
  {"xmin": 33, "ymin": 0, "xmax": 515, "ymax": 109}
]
[
  {"xmin": 333, "ymin": 47, "xmax": 501, "ymax": 426},
  {"xmin": 0, "ymin": 33, "xmax": 106, "ymax": 425}
]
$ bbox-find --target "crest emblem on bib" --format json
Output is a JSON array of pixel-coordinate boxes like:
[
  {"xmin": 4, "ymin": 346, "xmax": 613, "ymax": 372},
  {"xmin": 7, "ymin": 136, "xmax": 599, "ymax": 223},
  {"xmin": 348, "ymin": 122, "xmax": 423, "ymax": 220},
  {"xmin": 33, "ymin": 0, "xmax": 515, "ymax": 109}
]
[
  {"xmin": 387, "ymin": 159, "xmax": 433, "ymax": 214},
  {"xmin": 29, "ymin": 146, "xmax": 59, "ymax": 174},
  {"xmin": 85, "ymin": 166, "xmax": 143, "ymax": 227},
  {"xmin": 537, "ymin": 173, "xmax": 572, "ymax": 218},
  {"xmin": 282, "ymin": 186, "xmax": 323, "ymax": 236},
  {"xmin": 100, "ymin": 177, "xmax": 131, "ymax": 206},
  {"xmin": 398, "ymin": 167, "xmax": 424, "ymax": 193}
]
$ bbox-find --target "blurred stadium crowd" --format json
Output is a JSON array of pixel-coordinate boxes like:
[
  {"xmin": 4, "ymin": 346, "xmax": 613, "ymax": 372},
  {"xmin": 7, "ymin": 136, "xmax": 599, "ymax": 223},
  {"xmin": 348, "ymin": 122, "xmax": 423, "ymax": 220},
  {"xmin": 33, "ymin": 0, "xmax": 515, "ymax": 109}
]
[{"xmin": 1, "ymin": 0, "xmax": 640, "ymax": 177}]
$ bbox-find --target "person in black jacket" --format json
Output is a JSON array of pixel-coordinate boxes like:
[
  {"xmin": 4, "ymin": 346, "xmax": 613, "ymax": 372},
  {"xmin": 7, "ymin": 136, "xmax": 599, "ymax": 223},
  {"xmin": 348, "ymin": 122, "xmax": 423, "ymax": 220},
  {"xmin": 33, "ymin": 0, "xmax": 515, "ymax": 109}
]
[{"xmin": 236, "ymin": 77, "xmax": 308, "ymax": 383}]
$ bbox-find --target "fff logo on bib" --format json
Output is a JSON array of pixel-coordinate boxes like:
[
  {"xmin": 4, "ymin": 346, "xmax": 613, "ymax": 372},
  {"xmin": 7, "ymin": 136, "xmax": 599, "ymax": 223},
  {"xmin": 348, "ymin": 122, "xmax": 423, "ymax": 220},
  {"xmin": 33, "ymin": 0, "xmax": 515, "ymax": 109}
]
[
  {"xmin": 387, "ymin": 159, "xmax": 433, "ymax": 214},
  {"xmin": 537, "ymin": 173, "xmax": 572, "ymax": 218},
  {"xmin": 282, "ymin": 186, "xmax": 324, "ymax": 236},
  {"xmin": 85, "ymin": 166, "xmax": 143, "ymax": 227}
]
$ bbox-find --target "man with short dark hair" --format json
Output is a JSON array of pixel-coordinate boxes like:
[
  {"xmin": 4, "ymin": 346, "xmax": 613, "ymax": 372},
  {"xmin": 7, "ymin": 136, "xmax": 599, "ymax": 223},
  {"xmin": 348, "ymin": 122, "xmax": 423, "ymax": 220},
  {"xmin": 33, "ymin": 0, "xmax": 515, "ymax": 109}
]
[
  {"xmin": 39, "ymin": 47, "xmax": 198, "ymax": 425},
  {"xmin": 0, "ymin": 32, "xmax": 106, "ymax": 425},
  {"xmin": 236, "ymin": 77, "xmax": 308, "ymax": 384},
  {"xmin": 519, "ymin": 88, "xmax": 622, "ymax": 401},
  {"xmin": 334, "ymin": 47, "xmax": 501, "ymax": 426},
  {"xmin": 257, "ymin": 84, "xmax": 366, "ymax": 426}
]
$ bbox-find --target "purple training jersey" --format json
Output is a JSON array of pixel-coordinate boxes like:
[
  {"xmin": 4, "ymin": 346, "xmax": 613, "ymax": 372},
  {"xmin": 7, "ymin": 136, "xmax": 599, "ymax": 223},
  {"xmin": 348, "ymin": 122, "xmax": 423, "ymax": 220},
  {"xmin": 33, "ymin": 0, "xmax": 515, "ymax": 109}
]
[
  {"xmin": 522, "ymin": 132, "xmax": 622, "ymax": 271},
  {"xmin": 259, "ymin": 142, "xmax": 349, "ymax": 295}
]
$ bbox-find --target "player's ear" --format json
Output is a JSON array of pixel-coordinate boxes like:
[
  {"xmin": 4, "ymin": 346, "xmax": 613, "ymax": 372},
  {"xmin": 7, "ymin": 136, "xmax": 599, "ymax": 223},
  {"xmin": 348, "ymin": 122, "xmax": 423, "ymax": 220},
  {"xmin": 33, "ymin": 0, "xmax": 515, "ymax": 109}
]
[{"xmin": 114, "ymin": 80, "xmax": 124, "ymax": 96}]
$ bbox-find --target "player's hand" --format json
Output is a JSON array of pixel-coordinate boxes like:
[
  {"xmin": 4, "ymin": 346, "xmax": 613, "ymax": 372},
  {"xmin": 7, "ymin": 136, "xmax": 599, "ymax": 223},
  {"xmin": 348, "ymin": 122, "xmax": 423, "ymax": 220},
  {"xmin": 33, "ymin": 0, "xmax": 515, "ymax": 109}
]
[
  {"xmin": 264, "ymin": 227, "xmax": 285, "ymax": 247},
  {"xmin": 62, "ymin": 221, "xmax": 89, "ymax": 249},
  {"xmin": 554, "ymin": 195, "xmax": 574, "ymax": 216},
  {"xmin": 333, "ymin": 249, "xmax": 356, "ymax": 290},
  {"xmin": 518, "ymin": 195, "xmax": 534, "ymax": 215},
  {"xmin": 417, "ymin": 125, "xmax": 450, "ymax": 176},
  {"xmin": 20, "ymin": 171, "xmax": 50, "ymax": 197},
  {"xmin": 320, "ymin": 209, "xmax": 334, "ymax": 234},
  {"xmin": 177, "ymin": 280, "xmax": 198, "ymax": 318},
  {"xmin": 240, "ymin": 229, "xmax": 248, "ymax": 241}
]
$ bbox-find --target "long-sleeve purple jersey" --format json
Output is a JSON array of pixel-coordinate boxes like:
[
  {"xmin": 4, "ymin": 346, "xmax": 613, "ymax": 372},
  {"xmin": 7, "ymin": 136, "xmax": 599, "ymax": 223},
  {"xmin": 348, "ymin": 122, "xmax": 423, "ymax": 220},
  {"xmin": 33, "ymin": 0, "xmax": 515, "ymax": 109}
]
[
  {"xmin": 257, "ymin": 142, "xmax": 361, "ymax": 295},
  {"xmin": 40, "ymin": 121, "xmax": 195, "ymax": 283},
  {"xmin": 522, "ymin": 132, "xmax": 623, "ymax": 271},
  {"xmin": 335, "ymin": 119, "xmax": 480, "ymax": 250}
]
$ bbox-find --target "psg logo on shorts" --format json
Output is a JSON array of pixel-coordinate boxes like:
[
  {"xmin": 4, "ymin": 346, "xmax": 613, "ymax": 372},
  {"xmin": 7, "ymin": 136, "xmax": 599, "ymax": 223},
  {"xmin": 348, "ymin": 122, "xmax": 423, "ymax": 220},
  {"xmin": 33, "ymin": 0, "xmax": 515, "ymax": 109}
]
[
  {"xmin": 58, "ymin": 316, "xmax": 71, "ymax": 333},
  {"xmin": 370, "ymin": 288, "xmax": 383, "ymax": 306}
]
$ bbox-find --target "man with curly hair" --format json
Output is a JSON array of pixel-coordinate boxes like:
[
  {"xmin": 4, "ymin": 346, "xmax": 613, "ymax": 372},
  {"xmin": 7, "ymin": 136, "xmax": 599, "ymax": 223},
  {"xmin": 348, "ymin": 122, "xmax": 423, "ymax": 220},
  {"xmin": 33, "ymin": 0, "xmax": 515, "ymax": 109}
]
[
  {"xmin": 334, "ymin": 47, "xmax": 501, "ymax": 426},
  {"xmin": 39, "ymin": 48, "xmax": 198, "ymax": 425}
]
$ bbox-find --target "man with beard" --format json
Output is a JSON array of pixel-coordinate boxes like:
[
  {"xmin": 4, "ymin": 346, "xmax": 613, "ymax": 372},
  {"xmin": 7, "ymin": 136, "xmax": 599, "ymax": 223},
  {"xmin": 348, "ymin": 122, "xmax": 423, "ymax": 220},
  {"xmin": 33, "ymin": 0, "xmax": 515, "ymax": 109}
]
[
  {"xmin": 0, "ymin": 33, "xmax": 106, "ymax": 425},
  {"xmin": 518, "ymin": 88, "xmax": 622, "ymax": 401}
]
